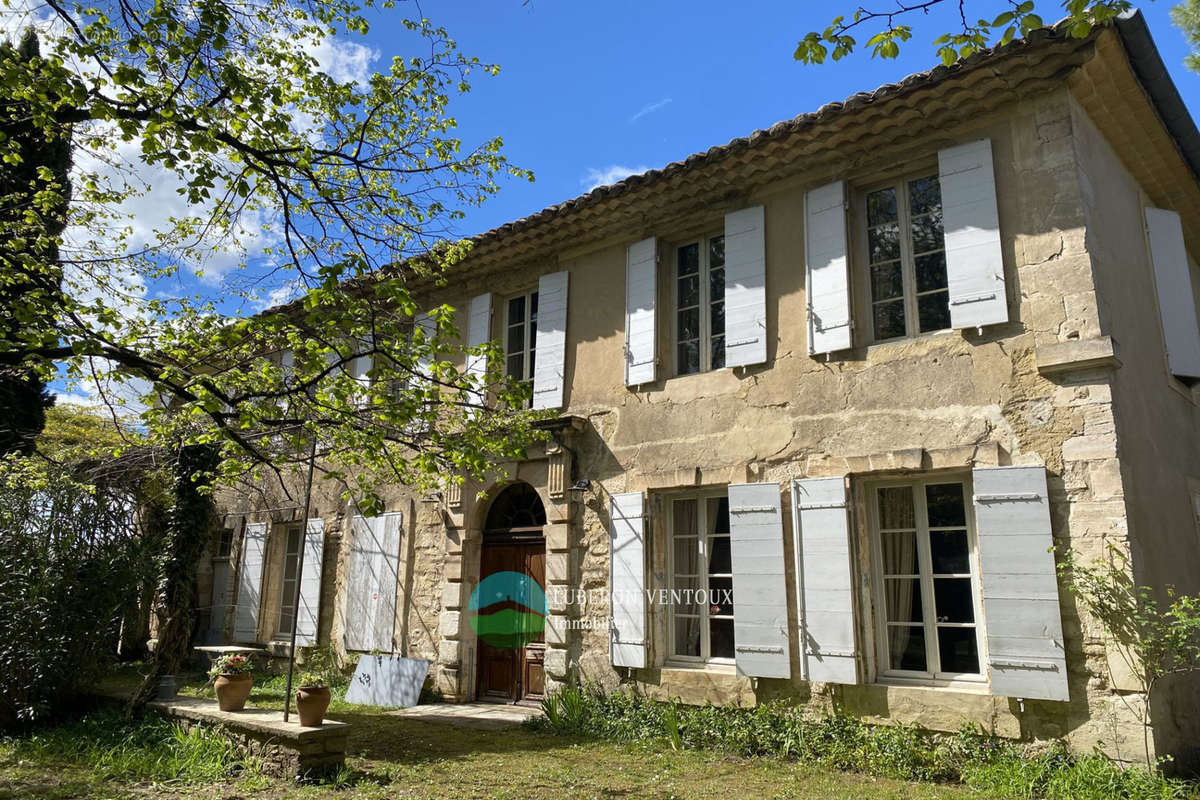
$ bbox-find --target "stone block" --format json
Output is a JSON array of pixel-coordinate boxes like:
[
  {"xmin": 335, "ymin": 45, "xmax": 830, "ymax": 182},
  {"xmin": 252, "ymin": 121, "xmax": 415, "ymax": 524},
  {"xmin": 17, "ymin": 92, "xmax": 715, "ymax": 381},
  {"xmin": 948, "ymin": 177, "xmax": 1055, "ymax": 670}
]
[
  {"xmin": 442, "ymin": 581, "xmax": 463, "ymax": 610},
  {"xmin": 439, "ymin": 611, "xmax": 461, "ymax": 639},
  {"xmin": 1036, "ymin": 336, "xmax": 1119, "ymax": 375},
  {"xmin": 545, "ymin": 552, "xmax": 570, "ymax": 585},
  {"xmin": 544, "ymin": 646, "xmax": 569, "ymax": 678},
  {"xmin": 444, "ymin": 557, "xmax": 462, "ymax": 582},
  {"xmin": 1087, "ymin": 458, "xmax": 1124, "ymax": 500},
  {"xmin": 545, "ymin": 614, "xmax": 566, "ymax": 646},
  {"xmin": 545, "ymin": 521, "xmax": 571, "ymax": 553},
  {"xmin": 437, "ymin": 638, "xmax": 461, "ymax": 666},
  {"xmin": 1062, "ymin": 434, "xmax": 1116, "ymax": 462}
]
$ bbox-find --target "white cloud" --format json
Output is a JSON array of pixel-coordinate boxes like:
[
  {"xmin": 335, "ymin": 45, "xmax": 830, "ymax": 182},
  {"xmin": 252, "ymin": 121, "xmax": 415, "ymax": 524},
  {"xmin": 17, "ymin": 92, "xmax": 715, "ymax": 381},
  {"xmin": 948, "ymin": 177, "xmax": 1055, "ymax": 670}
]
[
  {"xmin": 580, "ymin": 165, "xmax": 652, "ymax": 191},
  {"xmin": 629, "ymin": 97, "xmax": 672, "ymax": 123}
]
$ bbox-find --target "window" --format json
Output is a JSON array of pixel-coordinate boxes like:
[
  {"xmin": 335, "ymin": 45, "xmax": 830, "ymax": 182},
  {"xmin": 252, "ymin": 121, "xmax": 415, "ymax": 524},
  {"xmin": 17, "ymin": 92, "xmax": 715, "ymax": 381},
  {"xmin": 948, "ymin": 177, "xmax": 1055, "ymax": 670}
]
[
  {"xmin": 869, "ymin": 477, "xmax": 983, "ymax": 681},
  {"xmin": 505, "ymin": 291, "xmax": 538, "ymax": 382},
  {"xmin": 865, "ymin": 174, "xmax": 950, "ymax": 341},
  {"xmin": 216, "ymin": 527, "xmax": 234, "ymax": 558},
  {"xmin": 675, "ymin": 236, "xmax": 725, "ymax": 375},
  {"xmin": 668, "ymin": 493, "xmax": 734, "ymax": 662},
  {"xmin": 275, "ymin": 523, "xmax": 303, "ymax": 638}
]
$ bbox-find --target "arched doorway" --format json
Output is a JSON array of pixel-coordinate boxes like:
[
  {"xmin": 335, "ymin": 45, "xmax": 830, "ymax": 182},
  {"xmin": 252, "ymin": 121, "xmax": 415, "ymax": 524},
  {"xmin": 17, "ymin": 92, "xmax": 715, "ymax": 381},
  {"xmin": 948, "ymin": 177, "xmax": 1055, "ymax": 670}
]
[{"xmin": 475, "ymin": 482, "xmax": 547, "ymax": 703}]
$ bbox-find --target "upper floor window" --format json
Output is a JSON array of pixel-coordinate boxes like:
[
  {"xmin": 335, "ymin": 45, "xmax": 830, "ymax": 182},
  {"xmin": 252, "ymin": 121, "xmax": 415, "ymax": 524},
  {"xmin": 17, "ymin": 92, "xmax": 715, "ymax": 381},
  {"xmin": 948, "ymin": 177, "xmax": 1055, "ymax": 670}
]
[
  {"xmin": 505, "ymin": 291, "xmax": 538, "ymax": 382},
  {"xmin": 868, "ymin": 477, "xmax": 982, "ymax": 682},
  {"xmin": 675, "ymin": 236, "xmax": 725, "ymax": 375},
  {"xmin": 865, "ymin": 175, "xmax": 950, "ymax": 341},
  {"xmin": 668, "ymin": 492, "xmax": 734, "ymax": 663}
]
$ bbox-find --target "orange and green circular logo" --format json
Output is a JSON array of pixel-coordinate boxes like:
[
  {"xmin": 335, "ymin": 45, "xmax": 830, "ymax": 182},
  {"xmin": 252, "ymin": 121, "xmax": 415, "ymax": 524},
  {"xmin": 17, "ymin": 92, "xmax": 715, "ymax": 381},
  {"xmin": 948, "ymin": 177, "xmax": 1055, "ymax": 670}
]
[{"xmin": 469, "ymin": 571, "xmax": 547, "ymax": 649}]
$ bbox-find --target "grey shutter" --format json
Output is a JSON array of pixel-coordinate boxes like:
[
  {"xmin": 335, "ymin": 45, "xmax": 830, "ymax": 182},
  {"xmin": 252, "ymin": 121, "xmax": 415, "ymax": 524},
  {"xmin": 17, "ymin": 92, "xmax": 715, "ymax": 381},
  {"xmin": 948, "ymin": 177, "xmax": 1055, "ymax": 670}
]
[
  {"xmin": 792, "ymin": 477, "xmax": 858, "ymax": 684},
  {"xmin": 233, "ymin": 522, "xmax": 267, "ymax": 642},
  {"xmin": 939, "ymin": 138, "xmax": 1009, "ymax": 329},
  {"xmin": 625, "ymin": 237, "xmax": 657, "ymax": 386},
  {"xmin": 723, "ymin": 205, "xmax": 768, "ymax": 367},
  {"xmin": 295, "ymin": 518, "xmax": 325, "ymax": 646},
  {"xmin": 1145, "ymin": 207, "xmax": 1200, "ymax": 380},
  {"xmin": 727, "ymin": 483, "xmax": 791, "ymax": 679},
  {"xmin": 533, "ymin": 270, "xmax": 569, "ymax": 409},
  {"xmin": 415, "ymin": 312, "xmax": 435, "ymax": 382},
  {"xmin": 373, "ymin": 512, "xmax": 402, "ymax": 653},
  {"xmin": 973, "ymin": 466, "xmax": 1069, "ymax": 702},
  {"xmin": 345, "ymin": 512, "xmax": 402, "ymax": 652},
  {"xmin": 609, "ymin": 492, "xmax": 647, "ymax": 668},
  {"xmin": 466, "ymin": 293, "xmax": 493, "ymax": 409},
  {"xmin": 806, "ymin": 181, "xmax": 852, "ymax": 355}
]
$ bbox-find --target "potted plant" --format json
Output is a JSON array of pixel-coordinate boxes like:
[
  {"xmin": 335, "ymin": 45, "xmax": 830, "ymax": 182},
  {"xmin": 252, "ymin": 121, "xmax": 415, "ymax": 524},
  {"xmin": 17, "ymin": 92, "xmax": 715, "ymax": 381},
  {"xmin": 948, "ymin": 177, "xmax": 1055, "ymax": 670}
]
[
  {"xmin": 210, "ymin": 654, "xmax": 253, "ymax": 712},
  {"xmin": 295, "ymin": 671, "xmax": 331, "ymax": 726}
]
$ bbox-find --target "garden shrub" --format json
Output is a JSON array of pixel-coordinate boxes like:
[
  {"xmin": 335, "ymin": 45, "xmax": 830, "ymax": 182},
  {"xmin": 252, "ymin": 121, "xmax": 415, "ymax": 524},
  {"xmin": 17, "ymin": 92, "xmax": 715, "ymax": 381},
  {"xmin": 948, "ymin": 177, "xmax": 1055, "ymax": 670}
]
[
  {"xmin": 533, "ymin": 685, "xmax": 1198, "ymax": 799},
  {"xmin": 0, "ymin": 463, "xmax": 158, "ymax": 726}
]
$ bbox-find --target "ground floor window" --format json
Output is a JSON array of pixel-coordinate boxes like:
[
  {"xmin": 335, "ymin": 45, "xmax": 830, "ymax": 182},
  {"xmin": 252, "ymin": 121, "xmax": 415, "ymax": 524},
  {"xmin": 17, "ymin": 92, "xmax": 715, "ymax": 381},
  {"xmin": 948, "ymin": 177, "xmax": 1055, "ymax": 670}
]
[
  {"xmin": 669, "ymin": 492, "xmax": 734, "ymax": 663},
  {"xmin": 275, "ymin": 523, "xmax": 303, "ymax": 638},
  {"xmin": 868, "ymin": 477, "xmax": 983, "ymax": 681}
]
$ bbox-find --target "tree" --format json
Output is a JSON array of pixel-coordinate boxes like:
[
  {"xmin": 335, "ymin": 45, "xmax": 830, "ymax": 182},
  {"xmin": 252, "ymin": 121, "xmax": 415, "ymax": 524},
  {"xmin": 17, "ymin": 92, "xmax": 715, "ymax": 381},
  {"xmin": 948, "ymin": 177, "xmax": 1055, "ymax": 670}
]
[
  {"xmin": 1172, "ymin": 0, "xmax": 1200, "ymax": 71},
  {"xmin": 0, "ymin": 28, "xmax": 68, "ymax": 457},
  {"xmin": 793, "ymin": 1, "xmax": 1133, "ymax": 65},
  {"xmin": 0, "ymin": 0, "xmax": 544, "ymax": 507}
]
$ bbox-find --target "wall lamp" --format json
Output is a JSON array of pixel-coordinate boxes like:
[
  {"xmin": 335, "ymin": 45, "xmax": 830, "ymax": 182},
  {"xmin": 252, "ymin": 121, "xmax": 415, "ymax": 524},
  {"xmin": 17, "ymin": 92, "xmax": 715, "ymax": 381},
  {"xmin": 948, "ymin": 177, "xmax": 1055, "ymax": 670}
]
[{"xmin": 567, "ymin": 479, "xmax": 591, "ymax": 493}]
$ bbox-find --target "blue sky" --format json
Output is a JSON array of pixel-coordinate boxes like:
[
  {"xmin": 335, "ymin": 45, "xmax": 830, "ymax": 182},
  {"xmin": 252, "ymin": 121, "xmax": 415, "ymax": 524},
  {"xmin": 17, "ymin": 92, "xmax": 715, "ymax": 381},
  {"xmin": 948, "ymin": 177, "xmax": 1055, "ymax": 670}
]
[{"xmin": 371, "ymin": 1, "xmax": 1200, "ymax": 240}]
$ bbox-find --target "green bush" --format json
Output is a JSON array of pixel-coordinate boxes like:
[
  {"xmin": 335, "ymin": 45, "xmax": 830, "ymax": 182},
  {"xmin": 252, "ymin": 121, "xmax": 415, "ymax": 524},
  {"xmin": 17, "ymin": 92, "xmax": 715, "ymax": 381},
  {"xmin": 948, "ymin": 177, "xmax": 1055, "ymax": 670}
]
[
  {"xmin": 0, "ymin": 465, "xmax": 159, "ymax": 726},
  {"xmin": 532, "ymin": 685, "xmax": 1198, "ymax": 799},
  {"xmin": 0, "ymin": 707, "xmax": 248, "ymax": 783}
]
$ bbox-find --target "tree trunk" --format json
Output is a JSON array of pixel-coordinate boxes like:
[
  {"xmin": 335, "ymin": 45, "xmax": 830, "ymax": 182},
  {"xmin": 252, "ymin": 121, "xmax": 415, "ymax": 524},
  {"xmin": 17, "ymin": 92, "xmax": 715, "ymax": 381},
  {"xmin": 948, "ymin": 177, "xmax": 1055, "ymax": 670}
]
[{"xmin": 128, "ymin": 445, "xmax": 218, "ymax": 711}]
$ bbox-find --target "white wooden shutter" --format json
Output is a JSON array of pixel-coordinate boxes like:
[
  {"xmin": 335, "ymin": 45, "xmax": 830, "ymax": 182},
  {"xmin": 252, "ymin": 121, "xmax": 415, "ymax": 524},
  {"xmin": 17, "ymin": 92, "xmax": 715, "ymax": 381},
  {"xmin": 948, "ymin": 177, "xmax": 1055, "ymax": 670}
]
[
  {"xmin": 939, "ymin": 139, "xmax": 1009, "ymax": 329},
  {"xmin": 792, "ymin": 477, "xmax": 858, "ymax": 684},
  {"xmin": 625, "ymin": 237, "xmax": 657, "ymax": 386},
  {"xmin": 466, "ymin": 292, "xmax": 492, "ymax": 382},
  {"xmin": 233, "ymin": 522, "xmax": 267, "ymax": 642},
  {"xmin": 295, "ymin": 518, "xmax": 325, "ymax": 646},
  {"xmin": 609, "ymin": 492, "xmax": 647, "ymax": 668},
  {"xmin": 805, "ymin": 181, "xmax": 852, "ymax": 355},
  {"xmin": 533, "ymin": 270, "xmax": 569, "ymax": 409},
  {"xmin": 973, "ymin": 466, "xmax": 1069, "ymax": 702},
  {"xmin": 350, "ymin": 336, "xmax": 372, "ymax": 403},
  {"xmin": 345, "ymin": 512, "xmax": 403, "ymax": 652},
  {"xmin": 1145, "ymin": 207, "xmax": 1200, "ymax": 380},
  {"xmin": 727, "ymin": 483, "xmax": 791, "ymax": 679},
  {"xmin": 414, "ymin": 312, "xmax": 435, "ymax": 383},
  {"xmin": 724, "ymin": 205, "xmax": 768, "ymax": 367}
]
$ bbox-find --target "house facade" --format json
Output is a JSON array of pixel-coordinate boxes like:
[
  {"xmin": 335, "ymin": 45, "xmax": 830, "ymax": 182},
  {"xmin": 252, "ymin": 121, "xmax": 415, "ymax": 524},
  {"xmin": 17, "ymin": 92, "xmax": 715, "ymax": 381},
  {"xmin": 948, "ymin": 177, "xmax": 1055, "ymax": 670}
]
[{"xmin": 200, "ymin": 12, "xmax": 1200, "ymax": 768}]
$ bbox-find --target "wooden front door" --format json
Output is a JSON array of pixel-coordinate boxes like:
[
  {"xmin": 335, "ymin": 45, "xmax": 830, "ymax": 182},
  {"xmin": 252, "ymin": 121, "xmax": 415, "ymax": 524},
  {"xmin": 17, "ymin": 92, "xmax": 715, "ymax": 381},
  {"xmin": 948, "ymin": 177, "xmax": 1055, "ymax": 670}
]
[{"xmin": 476, "ymin": 538, "xmax": 546, "ymax": 703}]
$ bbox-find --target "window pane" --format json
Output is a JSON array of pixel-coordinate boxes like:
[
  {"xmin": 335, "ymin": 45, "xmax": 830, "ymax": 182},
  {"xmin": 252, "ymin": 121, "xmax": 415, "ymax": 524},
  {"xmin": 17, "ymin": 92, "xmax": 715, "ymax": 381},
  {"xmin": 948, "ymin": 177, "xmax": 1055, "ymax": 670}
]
[
  {"xmin": 709, "ymin": 236, "xmax": 725, "ymax": 269},
  {"xmin": 673, "ymin": 575, "xmax": 703, "ymax": 615},
  {"xmin": 678, "ymin": 275, "xmax": 700, "ymax": 308},
  {"xmin": 707, "ymin": 496, "xmax": 730, "ymax": 534},
  {"xmin": 674, "ymin": 498, "xmax": 698, "ymax": 535},
  {"xmin": 507, "ymin": 295, "xmax": 525, "ymax": 324},
  {"xmin": 869, "ymin": 223, "xmax": 901, "ymax": 263},
  {"xmin": 885, "ymin": 578, "xmax": 923, "ymax": 623},
  {"xmin": 677, "ymin": 307, "xmax": 700, "ymax": 341},
  {"xmin": 888, "ymin": 625, "xmax": 926, "ymax": 671},
  {"xmin": 677, "ymin": 243, "xmax": 700, "ymax": 276},
  {"xmin": 877, "ymin": 486, "xmax": 915, "ymax": 530},
  {"xmin": 674, "ymin": 615, "xmax": 701, "ymax": 657},
  {"xmin": 926, "ymin": 483, "xmax": 966, "ymax": 527},
  {"xmin": 881, "ymin": 531, "xmax": 918, "ymax": 575},
  {"xmin": 530, "ymin": 291, "xmax": 538, "ymax": 318},
  {"xmin": 708, "ymin": 577, "xmax": 734, "ymax": 616},
  {"xmin": 506, "ymin": 324, "xmax": 525, "ymax": 354},
  {"xmin": 710, "ymin": 266, "xmax": 725, "ymax": 303},
  {"xmin": 868, "ymin": 187, "xmax": 898, "ymax": 227},
  {"xmin": 873, "ymin": 299, "xmax": 906, "ymax": 340},
  {"xmin": 708, "ymin": 534, "xmax": 731, "ymax": 575},
  {"xmin": 937, "ymin": 627, "xmax": 980, "ymax": 674},
  {"xmin": 673, "ymin": 536, "xmax": 700, "ymax": 576},
  {"xmin": 677, "ymin": 341, "xmax": 700, "ymax": 375},
  {"xmin": 506, "ymin": 353, "xmax": 524, "ymax": 380},
  {"xmin": 528, "ymin": 350, "xmax": 536, "ymax": 378},
  {"xmin": 908, "ymin": 176, "xmax": 942, "ymax": 217},
  {"xmin": 915, "ymin": 252, "xmax": 947, "ymax": 294},
  {"xmin": 934, "ymin": 578, "xmax": 975, "ymax": 623},
  {"xmin": 870, "ymin": 261, "xmax": 903, "ymax": 302},
  {"xmin": 910, "ymin": 212, "xmax": 944, "ymax": 255},
  {"xmin": 710, "ymin": 618, "xmax": 735, "ymax": 659},
  {"xmin": 711, "ymin": 336, "xmax": 725, "ymax": 370},
  {"xmin": 930, "ymin": 530, "xmax": 970, "ymax": 574},
  {"xmin": 917, "ymin": 291, "xmax": 951, "ymax": 333},
  {"xmin": 710, "ymin": 301, "xmax": 725, "ymax": 337}
]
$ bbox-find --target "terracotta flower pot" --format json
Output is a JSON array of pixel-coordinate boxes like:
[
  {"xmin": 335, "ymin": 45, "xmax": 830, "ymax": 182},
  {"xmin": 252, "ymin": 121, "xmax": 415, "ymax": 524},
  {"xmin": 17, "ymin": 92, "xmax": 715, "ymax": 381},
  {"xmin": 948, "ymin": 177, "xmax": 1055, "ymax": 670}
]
[
  {"xmin": 295, "ymin": 685, "xmax": 331, "ymax": 726},
  {"xmin": 214, "ymin": 673, "xmax": 253, "ymax": 712}
]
